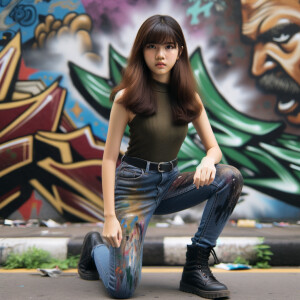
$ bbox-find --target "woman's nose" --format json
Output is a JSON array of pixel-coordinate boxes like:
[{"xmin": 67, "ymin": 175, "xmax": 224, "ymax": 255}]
[{"xmin": 155, "ymin": 47, "xmax": 165, "ymax": 59}]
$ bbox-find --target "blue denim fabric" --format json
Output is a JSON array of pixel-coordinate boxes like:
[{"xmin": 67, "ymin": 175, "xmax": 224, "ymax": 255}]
[{"xmin": 92, "ymin": 157, "xmax": 243, "ymax": 299}]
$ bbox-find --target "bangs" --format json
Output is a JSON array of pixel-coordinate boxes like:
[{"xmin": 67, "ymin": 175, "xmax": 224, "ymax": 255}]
[{"xmin": 144, "ymin": 23, "xmax": 177, "ymax": 46}]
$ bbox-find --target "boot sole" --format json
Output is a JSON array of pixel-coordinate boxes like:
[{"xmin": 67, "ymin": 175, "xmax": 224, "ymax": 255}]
[
  {"xmin": 78, "ymin": 268, "xmax": 99, "ymax": 281},
  {"xmin": 180, "ymin": 281, "xmax": 230, "ymax": 299}
]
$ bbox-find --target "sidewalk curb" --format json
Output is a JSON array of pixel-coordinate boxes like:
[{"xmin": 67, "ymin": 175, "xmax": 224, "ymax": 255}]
[
  {"xmin": 0, "ymin": 237, "xmax": 70, "ymax": 264},
  {"xmin": 2, "ymin": 236, "xmax": 298, "ymax": 266}
]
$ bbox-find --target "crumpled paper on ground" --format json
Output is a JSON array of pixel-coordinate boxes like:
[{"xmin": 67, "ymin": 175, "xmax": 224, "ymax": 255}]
[{"xmin": 37, "ymin": 267, "xmax": 62, "ymax": 277}]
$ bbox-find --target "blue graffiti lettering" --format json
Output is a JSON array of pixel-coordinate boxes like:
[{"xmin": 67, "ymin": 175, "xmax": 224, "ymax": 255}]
[
  {"xmin": 187, "ymin": 0, "xmax": 214, "ymax": 25},
  {"xmin": 9, "ymin": 4, "xmax": 37, "ymax": 27}
]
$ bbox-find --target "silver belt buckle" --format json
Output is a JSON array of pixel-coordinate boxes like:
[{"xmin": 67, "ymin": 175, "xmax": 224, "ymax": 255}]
[
  {"xmin": 158, "ymin": 162, "xmax": 165, "ymax": 172},
  {"xmin": 158, "ymin": 161, "xmax": 173, "ymax": 172}
]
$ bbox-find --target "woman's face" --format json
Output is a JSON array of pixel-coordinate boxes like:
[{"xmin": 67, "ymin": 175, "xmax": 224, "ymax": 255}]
[{"xmin": 143, "ymin": 42, "xmax": 180, "ymax": 83}]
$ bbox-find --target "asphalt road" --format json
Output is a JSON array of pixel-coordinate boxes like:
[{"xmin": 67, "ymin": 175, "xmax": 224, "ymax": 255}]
[{"xmin": 0, "ymin": 267, "xmax": 299, "ymax": 300}]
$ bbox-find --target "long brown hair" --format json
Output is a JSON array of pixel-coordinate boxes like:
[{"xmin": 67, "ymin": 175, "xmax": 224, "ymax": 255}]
[{"xmin": 110, "ymin": 15, "xmax": 202, "ymax": 124}]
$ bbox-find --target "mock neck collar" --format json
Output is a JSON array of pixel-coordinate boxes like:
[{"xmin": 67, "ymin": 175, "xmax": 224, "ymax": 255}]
[{"xmin": 152, "ymin": 79, "xmax": 169, "ymax": 93}]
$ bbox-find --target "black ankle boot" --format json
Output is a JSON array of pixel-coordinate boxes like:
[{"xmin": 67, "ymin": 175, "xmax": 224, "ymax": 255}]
[
  {"xmin": 180, "ymin": 245, "xmax": 230, "ymax": 299},
  {"xmin": 78, "ymin": 231, "xmax": 103, "ymax": 280}
]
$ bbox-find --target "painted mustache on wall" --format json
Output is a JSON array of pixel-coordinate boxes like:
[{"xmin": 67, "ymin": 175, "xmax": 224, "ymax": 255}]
[{"xmin": 256, "ymin": 68, "xmax": 300, "ymax": 125}]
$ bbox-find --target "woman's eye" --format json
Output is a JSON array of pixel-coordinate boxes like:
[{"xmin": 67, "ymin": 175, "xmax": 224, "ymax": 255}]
[
  {"xmin": 146, "ymin": 44, "xmax": 156, "ymax": 49},
  {"xmin": 166, "ymin": 44, "xmax": 175, "ymax": 49}
]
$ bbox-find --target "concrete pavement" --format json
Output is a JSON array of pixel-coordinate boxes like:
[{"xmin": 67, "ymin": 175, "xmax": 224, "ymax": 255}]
[{"xmin": 0, "ymin": 267, "xmax": 300, "ymax": 300}]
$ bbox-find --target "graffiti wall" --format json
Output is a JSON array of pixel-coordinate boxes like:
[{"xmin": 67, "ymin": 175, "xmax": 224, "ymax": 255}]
[{"xmin": 0, "ymin": 0, "xmax": 299, "ymax": 222}]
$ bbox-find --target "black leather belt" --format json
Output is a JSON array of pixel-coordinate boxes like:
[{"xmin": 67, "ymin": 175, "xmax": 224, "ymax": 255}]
[{"xmin": 122, "ymin": 156, "xmax": 178, "ymax": 172}]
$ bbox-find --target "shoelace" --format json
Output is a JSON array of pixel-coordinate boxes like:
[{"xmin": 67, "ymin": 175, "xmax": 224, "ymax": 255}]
[
  {"xmin": 210, "ymin": 248, "xmax": 220, "ymax": 265},
  {"xmin": 197, "ymin": 248, "xmax": 220, "ymax": 279}
]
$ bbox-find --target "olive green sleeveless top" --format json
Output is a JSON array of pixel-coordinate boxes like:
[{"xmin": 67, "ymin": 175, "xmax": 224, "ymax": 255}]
[{"xmin": 125, "ymin": 80, "xmax": 188, "ymax": 162}]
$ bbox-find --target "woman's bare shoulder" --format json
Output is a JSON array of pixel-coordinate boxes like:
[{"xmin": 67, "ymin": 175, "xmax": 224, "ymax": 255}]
[
  {"xmin": 114, "ymin": 89, "xmax": 125, "ymax": 104},
  {"xmin": 194, "ymin": 92, "xmax": 202, "ymax": 103},
  {"xmin": 113, "ymin": 89, "xmax": 135, "ymax": 122}
]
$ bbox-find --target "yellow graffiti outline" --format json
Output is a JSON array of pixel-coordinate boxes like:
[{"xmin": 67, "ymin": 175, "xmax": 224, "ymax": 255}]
[
  {"xmin": 34, "ymin": 126, "xmax": 105, "ymax": 164},
  {"xmin": 0, "ymin": 32, "xmax": 21, "ymax": 102},
  {"xmin": 30, "ymin": 179, "xmax": 103, "ymax": 221},
  {"xmin": 30, "ymin": 179, "xmax": 63, "ymax": 214},
  {"xmin": 37, "ymin": 126, "xmax": 105, "ymax": 149},
  {"xmin": 0, "ymin": 136, "xmax": 33, "ymax": 177},
  {"xmin": 0, "ymin": 190, "xmax": 21, "ymax": 210},
  {"xmin": 37, "ymin": 157, "xmax": 103, "ymax": 209},
  {"xmin": 35, "ymin": 133, "xmax": 73, "ymax": 163},
  {"xmin": 49, "ymin": 0, "xmax": 80, "ymax": 13},
  {"xmin": 59, "ymin": 191, "xmax": 103, "ymax": 222},
  {"xmin": 61, "ymin": 111, "xmax": 77, "ymax": 130},
  {"xmin": 0, "ymin": 81, "xmax": 66, "ymax": 140},
  {"xmin": 12, "ymin": 91, "xmax": 32, "ymax": 100},
  {"xmin": 14, "ymin": 80, "xmax": 47, "ymax": 99}
]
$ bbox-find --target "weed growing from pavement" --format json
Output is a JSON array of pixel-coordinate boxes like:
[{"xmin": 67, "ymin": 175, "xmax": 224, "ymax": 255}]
[
  {"xmin": 233, "ymin": 238, "xmax": 273, "ymax": 268},
  {"xmin": 4, "ymin": 247, "xmax": 79, "ymax": 270},
  {"xmin": 253, "ymin": 243, "xmax": 273, "ymax": 269}
]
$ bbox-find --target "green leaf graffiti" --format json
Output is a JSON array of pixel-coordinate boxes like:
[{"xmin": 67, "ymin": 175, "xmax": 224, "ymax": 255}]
[{"xmin": 69, "ymin": 46, "xmax": 300, "ymax": 207}]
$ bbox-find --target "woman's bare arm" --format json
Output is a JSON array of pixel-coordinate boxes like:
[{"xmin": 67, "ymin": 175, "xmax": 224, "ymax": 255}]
[
  {"xmin": 102, "ymin": 93, "xmax": 129, "ymax": 247},
  {"xmin": 192, "ymin": 93, "xmax": 222, "ymax": 187}
]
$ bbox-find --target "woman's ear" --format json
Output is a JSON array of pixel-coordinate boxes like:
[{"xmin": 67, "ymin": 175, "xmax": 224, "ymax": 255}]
[{"xmin": 177, "ymin": 46, "xmax": 184, "ymax": 59}]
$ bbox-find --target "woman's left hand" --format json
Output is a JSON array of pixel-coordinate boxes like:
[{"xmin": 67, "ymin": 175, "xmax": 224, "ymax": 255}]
[{"xmin": 193, "ymin": 156, "xmax": 216, "ymax": 188}]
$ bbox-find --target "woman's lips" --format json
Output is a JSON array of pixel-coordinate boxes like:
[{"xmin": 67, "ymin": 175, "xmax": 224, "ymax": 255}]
[{"xmin": 155, "ymin": 62, "xmax": 166, "ymax": 68}]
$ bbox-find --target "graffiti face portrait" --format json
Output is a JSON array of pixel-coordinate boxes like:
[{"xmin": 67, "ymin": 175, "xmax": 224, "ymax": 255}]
[{"xmin": 241, "ymin": 0, "xmax": 300, "ymax": 126}]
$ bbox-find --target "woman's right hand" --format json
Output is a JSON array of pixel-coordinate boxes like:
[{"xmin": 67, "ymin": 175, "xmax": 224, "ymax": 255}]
[{"xmin": 102, "ymin": 215, "xmax": 123, "ymax": 248}]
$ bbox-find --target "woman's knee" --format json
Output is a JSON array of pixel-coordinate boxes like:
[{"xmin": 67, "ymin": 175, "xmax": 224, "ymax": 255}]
[
  {"xmin": 214, "ymin": 164, "xmax": 244, "ymax": 211},
  {"xmin": 216, "ymin": 164, "xmax": 244, "ymax": 189}
]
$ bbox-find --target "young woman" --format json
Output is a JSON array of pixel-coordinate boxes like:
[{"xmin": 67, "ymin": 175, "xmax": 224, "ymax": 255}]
[{"xmin": 78, "ymin": 15, "xmax": 243, "ymax": 299}]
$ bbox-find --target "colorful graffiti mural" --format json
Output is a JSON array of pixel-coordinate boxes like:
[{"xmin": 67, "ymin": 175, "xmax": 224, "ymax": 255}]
[
  {"xmin": 0, "ymin": 33, "xmax": 108, "ymax": 222},
  {"xmin": 0, "ymin": 0, "xmax": 299, "ymax": 222}
]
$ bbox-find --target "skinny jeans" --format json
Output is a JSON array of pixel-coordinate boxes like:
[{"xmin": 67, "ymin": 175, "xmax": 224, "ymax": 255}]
[{"xmin": 92, "ymin": 157, "xmax": 243, "ymax": 298}]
